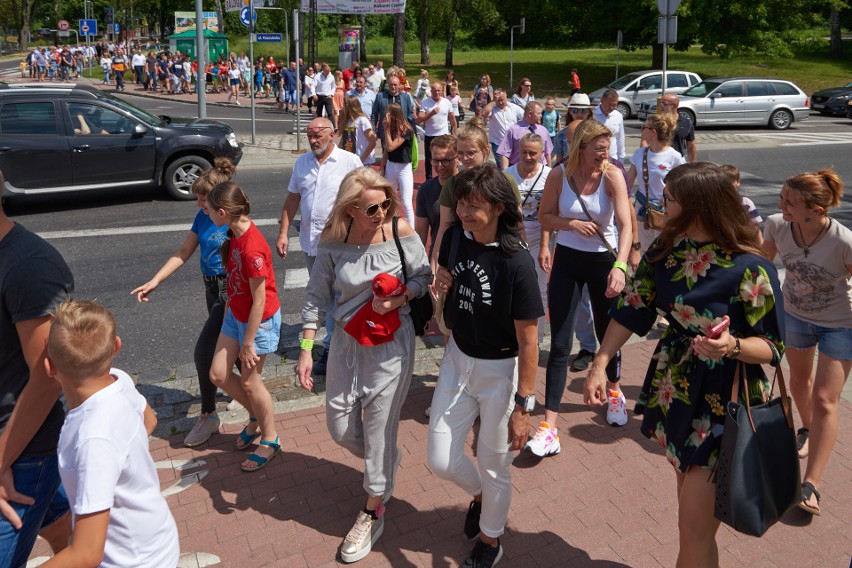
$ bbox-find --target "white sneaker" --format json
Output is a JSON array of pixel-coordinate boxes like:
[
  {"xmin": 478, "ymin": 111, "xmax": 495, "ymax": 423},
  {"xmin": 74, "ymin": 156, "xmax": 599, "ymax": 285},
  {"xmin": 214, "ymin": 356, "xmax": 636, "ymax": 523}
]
[
  {"xmin": 340, "ymin": 509, "xmax": 384, "ymax": 563},
  {"xmin": 524, "ymin": 422, "xmax": 560, "ymax": 457},
  {"xmin": 606, "ymin": 389, "xmax": 628, "ymax": 426},
  {"xmin": 183, "ymin": 413, "xmax": 221, "ymax": 447}
]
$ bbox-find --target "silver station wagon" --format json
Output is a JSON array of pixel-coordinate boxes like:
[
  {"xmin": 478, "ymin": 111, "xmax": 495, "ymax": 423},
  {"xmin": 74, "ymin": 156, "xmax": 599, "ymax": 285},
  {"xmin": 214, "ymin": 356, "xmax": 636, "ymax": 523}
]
[{"xmin": 637, "ymin": 77, "xmax": 810, "ymax": 130}]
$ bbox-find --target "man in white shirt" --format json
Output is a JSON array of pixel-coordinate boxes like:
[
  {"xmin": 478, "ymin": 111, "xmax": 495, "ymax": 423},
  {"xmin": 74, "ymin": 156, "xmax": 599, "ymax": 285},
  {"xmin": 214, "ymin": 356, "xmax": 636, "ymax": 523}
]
[
  {"xmin": 347, "ymin": 76, "xmax": 376, "ymax": 121},
  {"xmin": 593, "ymin": 89, "xmax": 626, "ymax": 163},
  {"xmin": 417, "ymin": 82, "xmax": 457, "ymax": 179},
  {"xmin": 131, "ymin": 49, "xmax": 146, "ymax": 85},
  {"xmin": 365, "ymin": 64, "xmax": 382, "ymax": 92},
  {"xmin": 481, "ymin": 88, "xmax": 524, "ymax": 169},
  {"xmin": 314, "ymin": 63, "xmax": 337, "ymax": 129},
  {"xmin": 373, "ymin": 61, "xmax": 386, "ymax": 84},
  {"xmin": 276, "ymin": 118, "xmax": 362, "ymax": 374}
]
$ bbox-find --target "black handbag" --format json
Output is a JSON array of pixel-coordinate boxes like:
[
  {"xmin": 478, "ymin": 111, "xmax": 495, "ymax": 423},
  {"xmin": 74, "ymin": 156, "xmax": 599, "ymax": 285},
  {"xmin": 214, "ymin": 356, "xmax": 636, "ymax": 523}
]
[
  {"xmin": 713, "ymin": 360, "xmax": 801, "ymax": 537},
  {"xmin": 392, "ymin": 217, "xmax": 433, "ymax": 336}
]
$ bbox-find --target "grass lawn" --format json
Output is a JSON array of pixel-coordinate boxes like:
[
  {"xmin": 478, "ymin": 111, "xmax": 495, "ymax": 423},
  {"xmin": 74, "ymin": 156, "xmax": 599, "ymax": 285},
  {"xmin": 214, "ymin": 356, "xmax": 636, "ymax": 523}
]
[{"xmin": 228, "ymin": 36, "xmax": 851, "ymax": 98}]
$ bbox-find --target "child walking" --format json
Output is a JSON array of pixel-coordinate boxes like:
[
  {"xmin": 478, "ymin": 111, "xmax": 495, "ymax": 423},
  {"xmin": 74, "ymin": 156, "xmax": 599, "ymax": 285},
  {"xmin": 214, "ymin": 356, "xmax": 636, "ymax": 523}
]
[
  {"xmin": 339, "ymin": 95, "xmax": 377, "ymax": 166},
  {"xmin": 207, "ymin": 181, "xmax": 283, "ymax": 472},
  {"xmin": 44, "ymin": 300, "xmax": 179, "ymax": 568}
]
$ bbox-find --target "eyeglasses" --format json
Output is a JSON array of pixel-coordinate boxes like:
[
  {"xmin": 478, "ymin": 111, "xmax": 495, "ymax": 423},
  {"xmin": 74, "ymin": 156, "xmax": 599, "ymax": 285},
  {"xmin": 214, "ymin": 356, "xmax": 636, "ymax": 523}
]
[
  {"xmin": 662, "ymin": 192, "xmax": 675, "ymax": 207},
  {"xmin": 430, "ymin": 156, "xmax": 457, "ymax": 167},
  {"xmin": 659, "ymin": 101, "xmax": 675, "ymax": 108},
  {"xmin": 522, "ymin": 83, "xmax": 532, "ymax": 87},
  {"xmin": 457, "ymin": 149, "xmax": 480, "ymax": 160},
  {"xmin": 306, "ymin": 127, "xmax": 331, "ymax": 138},
  {"xmin": 570, "ymin": 108, "xmax": 590, "ymax": 114},
  {"xmin": 355, "ymin": 198, "xmax": 392, "ymax": 217},
  {"xmin": 480, "ymin": 76, "xmax": 487, "ymax": 81}
]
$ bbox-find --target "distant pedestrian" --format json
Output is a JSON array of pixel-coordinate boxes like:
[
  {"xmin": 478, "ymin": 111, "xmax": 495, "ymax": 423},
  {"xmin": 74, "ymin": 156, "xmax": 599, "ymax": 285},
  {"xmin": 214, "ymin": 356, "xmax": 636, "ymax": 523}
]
[
  {"xmin": 593, "ymin": 88, "xmax": 626, "ymax": 163},
  {"xmin": 43, "ymin": 300, "xmax": 179, "ymax": 568},
  {"xmin": 510, "ymin": 77, "xmax": 535, "ymax": 108},
  {"xmin": 382, "ymin": 103, "xmax": 416, "ymax": 225},
  {"xmin": 570, "ymin": 68, "xmax": 581, "ymax": 94}
]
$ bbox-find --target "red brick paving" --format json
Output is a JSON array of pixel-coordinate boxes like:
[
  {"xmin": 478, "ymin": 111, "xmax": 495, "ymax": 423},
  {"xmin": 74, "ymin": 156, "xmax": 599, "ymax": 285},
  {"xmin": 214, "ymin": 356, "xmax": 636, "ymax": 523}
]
[{"xmin": 30, "ymin": 339, "xmax": 852, "ymax": 567}]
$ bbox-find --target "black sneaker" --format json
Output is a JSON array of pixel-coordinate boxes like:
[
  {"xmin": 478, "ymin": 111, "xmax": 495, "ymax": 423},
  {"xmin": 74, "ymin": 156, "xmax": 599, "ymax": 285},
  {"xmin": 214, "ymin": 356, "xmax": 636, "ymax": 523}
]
[
  {"xmin": 462, "ymin": 539, "xmax": 503, "ymax": 567},
  {"xmin": 313, "ymin": 350, "xmax": 329, "ymax": 375},
  {"xmin": 463, "ymin": 499, "xmax": 482, "ymax": 540},
  {"xmin": 570, "ymin": 349, "xmax": 595, "ymax": 372}
]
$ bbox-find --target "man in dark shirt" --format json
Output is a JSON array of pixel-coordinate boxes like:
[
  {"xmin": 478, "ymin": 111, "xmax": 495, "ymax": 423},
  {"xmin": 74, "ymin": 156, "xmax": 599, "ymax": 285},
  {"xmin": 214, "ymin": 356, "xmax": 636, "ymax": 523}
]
[
  {"xmin": 0, "ymin": 170, "xmax": 75, "ymax": 565},
  {"xmin": 415, "ymin": 135, "xmax": 458, "ymax": 259},
  {"xmin": 660, "ymin": 93, "xmax": 696, "ymax": 162}
]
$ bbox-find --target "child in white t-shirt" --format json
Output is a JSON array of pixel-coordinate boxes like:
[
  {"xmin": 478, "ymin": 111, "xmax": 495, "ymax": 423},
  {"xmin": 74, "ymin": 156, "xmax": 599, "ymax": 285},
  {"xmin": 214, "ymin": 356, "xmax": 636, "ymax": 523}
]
[
  {"xmin": 720, "ymin": 164, "xmax": 763, "ymax": 244},
  {"xmin": 339, "ymin": 94, "xmax": 377, "ymax": 165},
  {"xmin": 43, "ymin": 300, "xmax": 179, "ymax": 568}
]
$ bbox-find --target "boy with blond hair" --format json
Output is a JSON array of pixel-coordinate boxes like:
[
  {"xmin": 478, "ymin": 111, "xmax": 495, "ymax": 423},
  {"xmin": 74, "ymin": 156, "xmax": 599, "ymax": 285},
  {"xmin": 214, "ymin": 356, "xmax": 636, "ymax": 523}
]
[{"xmin": 43, "ymin": 300, "xmax": 178, "ymax": 567}]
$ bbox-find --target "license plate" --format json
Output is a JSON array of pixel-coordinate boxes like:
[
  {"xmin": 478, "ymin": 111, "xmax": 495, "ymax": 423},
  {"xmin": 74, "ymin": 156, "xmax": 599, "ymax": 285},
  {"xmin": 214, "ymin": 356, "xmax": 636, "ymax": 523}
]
[{"xmin": 812, "ymin": 104, "xmax": 824, "ymax": 109}]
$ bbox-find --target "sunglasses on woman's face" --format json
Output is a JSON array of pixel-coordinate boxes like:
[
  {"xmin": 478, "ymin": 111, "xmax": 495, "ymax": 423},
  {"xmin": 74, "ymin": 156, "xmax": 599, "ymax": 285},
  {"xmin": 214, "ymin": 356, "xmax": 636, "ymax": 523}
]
[
  {"xmin": 570, "ymin": 108, "xmax": 589, "ymax": 114},
  {"xmin": 356, "ymin": 198, "xmax": 392, "ymax": 217}
]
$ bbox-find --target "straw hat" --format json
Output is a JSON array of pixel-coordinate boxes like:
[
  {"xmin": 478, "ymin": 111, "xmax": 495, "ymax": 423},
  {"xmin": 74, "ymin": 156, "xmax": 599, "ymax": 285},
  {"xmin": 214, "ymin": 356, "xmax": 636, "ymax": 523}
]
[{"xmin": 567, "ymin": 93, "xmax": 595, "ymax": 109}]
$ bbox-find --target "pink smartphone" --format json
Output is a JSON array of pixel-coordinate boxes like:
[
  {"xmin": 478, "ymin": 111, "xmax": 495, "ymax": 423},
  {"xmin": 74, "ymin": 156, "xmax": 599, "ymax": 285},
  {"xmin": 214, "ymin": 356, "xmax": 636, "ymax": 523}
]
[{"xmin": 706, "ymin": 316, "xmax": 730, "ymax": 339}]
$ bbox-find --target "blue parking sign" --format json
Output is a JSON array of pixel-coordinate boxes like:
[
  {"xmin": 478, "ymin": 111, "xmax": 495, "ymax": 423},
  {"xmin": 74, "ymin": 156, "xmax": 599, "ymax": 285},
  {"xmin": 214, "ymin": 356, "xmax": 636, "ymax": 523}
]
[{"xmin": 79, "ymin": 19, "xmax": 97, "ymax": 37}]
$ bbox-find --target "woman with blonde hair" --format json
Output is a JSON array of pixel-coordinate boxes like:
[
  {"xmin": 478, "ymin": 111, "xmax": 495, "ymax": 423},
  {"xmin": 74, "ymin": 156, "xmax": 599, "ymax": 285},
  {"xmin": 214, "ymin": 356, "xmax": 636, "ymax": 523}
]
[
  {"xmin": 339, "ymin": 95, "xmax": 377, "ymax": 165},
  {"xmin": 333, "ymin": 69, "xmax": 346, "ymax": 124},
  {"xmin": 627, "ymin": 112, "xmax": 685, "ymax": 252},
  {"xmin": 534, "ymin": 119, "xmax": 633, "ymax": 455},
  {"xmin": 297, "ymin": 168, "xmax": 431, "ymax": 563},
  {"xmin": 763, "ymin": 168, "xmax": 851, "ymax": 516},
  {"xmin": 382, "ymin": 102, "xmax": 416, "ymax": 225}
]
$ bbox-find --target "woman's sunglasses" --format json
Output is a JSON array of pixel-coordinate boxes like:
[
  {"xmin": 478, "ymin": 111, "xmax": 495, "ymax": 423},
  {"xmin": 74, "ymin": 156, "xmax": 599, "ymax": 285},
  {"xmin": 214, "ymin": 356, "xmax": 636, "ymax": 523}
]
[{"xmin": 356, "ymin": 198, "xmax": 392, "ymax": 217}]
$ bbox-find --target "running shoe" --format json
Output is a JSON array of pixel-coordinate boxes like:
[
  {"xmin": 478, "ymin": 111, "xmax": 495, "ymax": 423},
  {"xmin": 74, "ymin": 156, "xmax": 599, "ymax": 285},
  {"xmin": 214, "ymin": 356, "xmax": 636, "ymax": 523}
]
[
  {"xmin": 524, "ymin": 422, "xmax": 561, "ymax": 457},
  {"xmin": 606, "ymin": 389, "xmax": 628, "ymax": 427}
]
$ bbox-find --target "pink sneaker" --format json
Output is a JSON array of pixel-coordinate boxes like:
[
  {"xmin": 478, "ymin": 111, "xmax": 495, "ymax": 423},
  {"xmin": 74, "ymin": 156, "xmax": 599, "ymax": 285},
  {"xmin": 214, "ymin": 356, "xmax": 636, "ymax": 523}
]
[
  {"xmin": 524, "ymin": 421, "xmax": 560, "ymax": 457},
  {"xmin": 607, "ymin": 389, "xmax": 628, "ymax": 426}
]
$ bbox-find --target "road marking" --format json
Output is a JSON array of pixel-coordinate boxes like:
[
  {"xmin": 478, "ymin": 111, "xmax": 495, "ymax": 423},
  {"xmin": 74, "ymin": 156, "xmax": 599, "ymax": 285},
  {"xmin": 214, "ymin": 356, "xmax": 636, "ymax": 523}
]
[
  {"xmin": 177, "ymin": 552, "xmax": 223, "ymax": 567},
  {"xmin": 283, "ymin": 267, "xmax": 310, "ymax": 289}
]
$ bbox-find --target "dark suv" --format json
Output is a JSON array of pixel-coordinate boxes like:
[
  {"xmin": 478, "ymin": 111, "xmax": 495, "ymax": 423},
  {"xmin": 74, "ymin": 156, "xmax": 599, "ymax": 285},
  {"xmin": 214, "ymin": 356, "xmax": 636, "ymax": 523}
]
[{"xmin": 0, "ymin": 83, "xmax": 242, "ymax": 200}]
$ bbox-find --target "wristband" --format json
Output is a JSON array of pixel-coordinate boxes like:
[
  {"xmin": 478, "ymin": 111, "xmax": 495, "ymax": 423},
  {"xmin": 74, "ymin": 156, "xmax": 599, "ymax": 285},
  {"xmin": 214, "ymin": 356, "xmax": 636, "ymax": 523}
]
[
  {"xmin": 612, "ymin": 261, "xmax": 628, "ymax": 274},
  {"xmin": 300, "ymin": 338, "xmax": 314, "ymax": 351}
]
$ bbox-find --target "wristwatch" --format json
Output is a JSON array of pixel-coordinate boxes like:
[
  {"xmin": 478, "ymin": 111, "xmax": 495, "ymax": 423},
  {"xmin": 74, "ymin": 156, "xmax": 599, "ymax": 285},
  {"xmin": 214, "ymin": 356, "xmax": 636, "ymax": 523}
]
[
  {"xmin": 726, "ymin": 337, "xmax": 742, "ymax": 359},
  {"xmin": 514, "ymin": 392, "xmax": 535, "ymax": 413},
  {"xmin": 631, "ymin": 241, "xmax": 642, "ymax": 251}
]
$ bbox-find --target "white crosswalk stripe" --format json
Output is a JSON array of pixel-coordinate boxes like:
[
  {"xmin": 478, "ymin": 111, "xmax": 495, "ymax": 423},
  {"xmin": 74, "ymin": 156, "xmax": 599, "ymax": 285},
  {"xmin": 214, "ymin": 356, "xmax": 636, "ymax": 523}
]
[{"xmin": 749, "ymin": 131, "xmax": 852, "ymax": 146}]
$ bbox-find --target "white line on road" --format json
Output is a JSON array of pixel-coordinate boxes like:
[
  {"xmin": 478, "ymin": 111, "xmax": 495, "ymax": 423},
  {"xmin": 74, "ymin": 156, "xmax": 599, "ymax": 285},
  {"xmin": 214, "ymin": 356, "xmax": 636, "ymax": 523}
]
[{"xmin": 283, "ymin": 267, "xmax": 310, "ymax": 289}]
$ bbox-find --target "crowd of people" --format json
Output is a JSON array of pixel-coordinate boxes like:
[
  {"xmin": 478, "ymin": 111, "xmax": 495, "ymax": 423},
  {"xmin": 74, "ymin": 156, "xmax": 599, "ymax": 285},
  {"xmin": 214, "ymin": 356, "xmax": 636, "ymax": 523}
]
[{"xmin": 0, "ymin": 60, "xmax": 850, "ymax": 568}]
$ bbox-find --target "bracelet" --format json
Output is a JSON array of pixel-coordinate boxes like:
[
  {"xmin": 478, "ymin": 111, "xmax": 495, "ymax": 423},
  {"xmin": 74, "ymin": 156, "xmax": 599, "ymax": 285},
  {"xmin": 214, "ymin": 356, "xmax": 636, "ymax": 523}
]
[
  {"xmin": 612, "ymin": 261, "xmax": 628, "ymax": 274},
  {"xmin": 401, "ymin": 294, "xmax": 409, "ymax": 306},
  {"xmin": 300, "ymin": 338, "xmax": 314, "ymax": 351}
]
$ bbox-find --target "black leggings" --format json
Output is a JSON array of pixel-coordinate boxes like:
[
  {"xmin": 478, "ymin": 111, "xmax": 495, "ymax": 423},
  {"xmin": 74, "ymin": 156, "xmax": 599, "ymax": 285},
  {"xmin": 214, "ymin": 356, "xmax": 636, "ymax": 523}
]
[
  {"xmin": 195, "ymin": 277, "xmax": 228, "ymax": 414},
  {"xmin": 545, "ymin": 244, "xmax": 621, "ymax": 412}
]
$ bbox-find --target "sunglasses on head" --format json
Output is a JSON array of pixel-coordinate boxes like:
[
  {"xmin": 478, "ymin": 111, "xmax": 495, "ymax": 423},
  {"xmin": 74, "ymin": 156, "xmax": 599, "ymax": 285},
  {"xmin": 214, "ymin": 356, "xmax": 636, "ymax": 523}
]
[{"xmin": 356, "ymin": 198, "xmax": 392, "ymax": 216}]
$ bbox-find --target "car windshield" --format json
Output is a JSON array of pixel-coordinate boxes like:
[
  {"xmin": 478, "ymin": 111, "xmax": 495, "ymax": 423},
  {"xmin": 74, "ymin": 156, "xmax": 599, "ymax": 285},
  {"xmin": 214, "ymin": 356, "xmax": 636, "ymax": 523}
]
[
  {"xmin": 682, "ymin": 80, "xmax": 724, "ymax": 98},
  {"xmin": 98, "ymin": 93, "xmax": 164, "ymax": 127},
  {"xmin": 608, "ymin": 72, "xmax": 643, "ymax": 90}
]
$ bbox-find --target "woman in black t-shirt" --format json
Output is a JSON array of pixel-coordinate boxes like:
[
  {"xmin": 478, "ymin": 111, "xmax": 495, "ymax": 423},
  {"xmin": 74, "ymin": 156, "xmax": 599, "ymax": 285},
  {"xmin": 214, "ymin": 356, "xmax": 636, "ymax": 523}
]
[
  {"xmin": 428, "ymin": 165, "xmax": 544, "ymax": 568},
  {"xmin": 382, "ymin": 103, "xmax": 415, "ymax": 226}
]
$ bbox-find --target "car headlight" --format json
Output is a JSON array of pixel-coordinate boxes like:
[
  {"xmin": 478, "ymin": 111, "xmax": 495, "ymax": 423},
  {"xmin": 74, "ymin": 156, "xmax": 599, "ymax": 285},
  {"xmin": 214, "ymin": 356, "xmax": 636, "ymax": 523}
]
[{"xmin": 226, "ymin": 132, "xmax": 239, "ymax": 148}]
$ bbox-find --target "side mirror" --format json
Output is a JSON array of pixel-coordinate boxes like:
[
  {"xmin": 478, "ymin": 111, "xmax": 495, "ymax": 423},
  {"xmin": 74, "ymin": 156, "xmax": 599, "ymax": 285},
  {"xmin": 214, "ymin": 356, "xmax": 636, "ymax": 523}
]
[
  {"xmin": 709, "ymin": 92, "xmax": 722, "ymax": 98},
  {"xmin": 133, "ymin": 123, "xmax": 148, "ymax": 136}
]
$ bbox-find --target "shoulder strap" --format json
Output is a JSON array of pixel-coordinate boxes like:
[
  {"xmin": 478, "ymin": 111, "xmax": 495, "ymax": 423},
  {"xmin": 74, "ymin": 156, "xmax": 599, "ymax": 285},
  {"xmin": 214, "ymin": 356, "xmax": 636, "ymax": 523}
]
[
  {"xmin": 642, "ymin": 147, "xmax": 650, "ymax": 194},
  {"xmin": 392, "ymin": 216, "xmax": 408, "ymax": 283},
  {"xmin": 566, "ymin": 175, "xmax": 618, "ymax": 258},
  {"xmin": 520, "ymin": 167, "xmax": 546, "ymax": 209}
]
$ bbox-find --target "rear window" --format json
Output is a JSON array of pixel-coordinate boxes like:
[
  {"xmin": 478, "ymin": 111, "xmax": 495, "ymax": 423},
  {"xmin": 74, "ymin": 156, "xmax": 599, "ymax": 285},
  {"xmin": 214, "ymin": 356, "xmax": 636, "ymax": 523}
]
[
  {"xmin": 0, "ymin": 102, "xmax": 58, "ymax": 135},
  {"xmin": 772, "ymin": 82, "xmax": 800, "ymax": 96},
  {"xmin": 745, "ymin": 81, "xmax": 774, "ymax": 97}
]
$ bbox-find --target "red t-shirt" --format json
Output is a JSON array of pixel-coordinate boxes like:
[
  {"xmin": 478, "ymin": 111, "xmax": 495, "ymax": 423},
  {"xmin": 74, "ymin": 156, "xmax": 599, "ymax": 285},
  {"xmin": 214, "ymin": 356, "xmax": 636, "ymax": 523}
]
[
  {"xmin": 225, "ymin": 222, "xmax": 280, "ymax": 322},
  {"xmin": 342, "ymin": 67, "xmax": 355, "ymax": 91}
]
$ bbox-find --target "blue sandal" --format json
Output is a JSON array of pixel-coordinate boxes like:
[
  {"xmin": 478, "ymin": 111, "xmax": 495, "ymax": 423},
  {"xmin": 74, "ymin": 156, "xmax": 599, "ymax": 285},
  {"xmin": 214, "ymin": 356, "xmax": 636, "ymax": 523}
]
[
  {"xmin": 241, "ymin": 437, "xmax": 281, "ymax": 473},
  {"xmin": 235, "ymin": 417, "xmax": 260, "ymax": 450}
]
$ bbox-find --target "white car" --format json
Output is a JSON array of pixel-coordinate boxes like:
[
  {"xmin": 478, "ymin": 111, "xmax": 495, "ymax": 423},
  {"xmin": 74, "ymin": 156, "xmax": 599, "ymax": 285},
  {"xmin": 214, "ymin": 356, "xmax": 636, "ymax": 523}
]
[
  {"xmin": 589, "ymin": 69, "xmax": 702, "ymax": 118},
  {"xmin": 637, "ymin": 77, "xmax": 810, "ymax": 130}
]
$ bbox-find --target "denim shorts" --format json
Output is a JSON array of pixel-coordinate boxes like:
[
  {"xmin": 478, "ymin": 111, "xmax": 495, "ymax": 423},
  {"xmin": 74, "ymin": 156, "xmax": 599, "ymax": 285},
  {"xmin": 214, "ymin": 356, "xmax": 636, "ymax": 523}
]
[
  {"xmin": 0, "ymin": 455, "xmax": 70, "ymax": 568},
  {"xmin": 221, "ymin": 307, "xmax": 281, "ymax": 355},
  {"xmin": 785, "ymin": 312, "xmax": 852, "ymax": 361}
]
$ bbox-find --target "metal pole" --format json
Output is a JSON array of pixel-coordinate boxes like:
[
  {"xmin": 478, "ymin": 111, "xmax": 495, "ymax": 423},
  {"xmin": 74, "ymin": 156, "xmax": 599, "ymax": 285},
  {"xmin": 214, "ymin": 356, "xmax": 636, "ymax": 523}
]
[
  {"xmin": 195, "ymin": 0, "xmax": 206, "ymax": 119},
  {"xmin": 662, "ymin": 16, "xmax": 668, "ymax": 97},
  {"xmin": 249, "ymin": 1, "xmax": 256, "ymax": 145},
  {"xmin": 509, "ymin": 27, "xmax": 513, "ymax": 92},
  {"xmin": 294, "ymin": 9, "xmax": 301, "ymax": 152}
]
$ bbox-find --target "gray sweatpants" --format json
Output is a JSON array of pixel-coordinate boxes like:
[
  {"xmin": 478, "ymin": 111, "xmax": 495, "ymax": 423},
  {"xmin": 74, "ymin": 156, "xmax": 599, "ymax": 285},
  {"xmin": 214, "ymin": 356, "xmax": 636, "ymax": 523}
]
[{"xmin": 325, "ymin": 317, "xmax": 414, "ymax": 497}]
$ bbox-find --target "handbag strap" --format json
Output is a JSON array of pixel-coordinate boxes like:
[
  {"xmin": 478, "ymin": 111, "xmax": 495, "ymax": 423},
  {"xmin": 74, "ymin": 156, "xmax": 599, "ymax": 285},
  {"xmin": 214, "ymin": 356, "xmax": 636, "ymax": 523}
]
[
  {"xmin": 520, "ymin": 166, "xmax": 546, "ymax": 209},
  {"xmin": 392, "ymin": 216, "xmax": 409, "ymax": 284},
  {"xmin": 642, "ymin": 147, "xmax": 650, "ymax": 193},
  {"xmin": 566, "ymin": 174, "xmax": 618, "ymax": 259},
  {"xmin": 730, "ymin": 349, "xmax": 793, "ymax": 433}
]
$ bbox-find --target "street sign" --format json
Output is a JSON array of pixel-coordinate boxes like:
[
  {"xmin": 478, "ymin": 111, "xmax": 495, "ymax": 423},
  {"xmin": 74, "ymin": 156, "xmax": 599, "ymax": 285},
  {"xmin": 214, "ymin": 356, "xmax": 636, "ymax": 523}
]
[
  {"xmin": 113, "ymin": 23, "xmax": 120, "ymax": 34},
  {"xmin": 254, "ymin": 33, "xmax": 281, "ymax": 42},
  {"xmin": 658, "ymin": 16, "xmax": 678, "ymax": 44},
  {"xmin": 657, "ymin": 0, "xmax": 681, "ymax": 16},
  {"xmin": 58, "ymin": 20, "xmax": 70, "ymax": 31},
  {"xmin": 58, "ymin": 30, "xmax": 70, "ymax": 37},
  {"xmin": 239, "ymin": 6, "xmax": 257, "ymax": 27},
  {"xmin": 105, "ymin": 7, "xmax": 114, "ymax": 25},
  {"xmin": 79, "ymin": 19, "xmax": 97, "ymax": 37}
]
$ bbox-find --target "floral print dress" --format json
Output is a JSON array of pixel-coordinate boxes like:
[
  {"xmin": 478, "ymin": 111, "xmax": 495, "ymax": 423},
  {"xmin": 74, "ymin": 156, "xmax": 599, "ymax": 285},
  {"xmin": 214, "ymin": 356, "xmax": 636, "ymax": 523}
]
[{"xmin": 611, "ymin": 236, "xmax": 785, "ymax": 472}]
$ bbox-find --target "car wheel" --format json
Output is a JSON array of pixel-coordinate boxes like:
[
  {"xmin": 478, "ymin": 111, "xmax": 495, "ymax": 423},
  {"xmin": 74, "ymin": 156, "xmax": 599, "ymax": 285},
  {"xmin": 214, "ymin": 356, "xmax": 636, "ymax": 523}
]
[
  {"xmin": 164, "ymin": 156, "xmax": 211, "ymax": 200},
  {"xmin": 678, "ymin": 109, "xmax": 695, "ymax": 126},
  {"xmin": 616, "ymin": 102, "xmax": 631, "ymax": 119},
  {"xmin": 769, "ymin": 109, "xmax": 793, "ymax": 130}
]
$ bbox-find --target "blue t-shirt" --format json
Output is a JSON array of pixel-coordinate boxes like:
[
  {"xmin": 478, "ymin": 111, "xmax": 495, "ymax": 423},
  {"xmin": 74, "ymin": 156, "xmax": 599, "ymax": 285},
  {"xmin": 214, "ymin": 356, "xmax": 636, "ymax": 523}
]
[{"xmin": 190, "ymin": 210, "xmax": 227, "ymax": 277}]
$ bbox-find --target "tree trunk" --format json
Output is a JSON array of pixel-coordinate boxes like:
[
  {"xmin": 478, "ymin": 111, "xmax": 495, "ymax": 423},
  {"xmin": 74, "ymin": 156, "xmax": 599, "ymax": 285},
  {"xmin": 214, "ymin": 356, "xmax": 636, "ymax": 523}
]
[
  {"xmin": 829, "ymin": 4, "xmax": 843, "ymax": 60},
  {"xmin": 214, "ymin": 0, "xmax": 225, "ymax": 34},
  {"xmin": 392, "ymin": 12, "xmax": 405, "ymax": 67},
  {"xmin": 359, "ymin": 14, "xmax": 367, "ymax": 62},
  {"xmin": 445, "ymin": 0, "xmax": 462, "ymax": 68},
  {"xmin": 419, "ymin": 0, "xmax": 430, "ymax": 64}
]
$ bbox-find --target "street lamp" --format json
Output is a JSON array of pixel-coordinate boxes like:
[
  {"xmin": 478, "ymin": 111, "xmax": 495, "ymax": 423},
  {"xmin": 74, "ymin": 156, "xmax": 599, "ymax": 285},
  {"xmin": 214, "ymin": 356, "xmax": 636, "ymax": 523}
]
[{"xmin": 509, "ymin": 17, "xmax": 525, "ymax": 91}]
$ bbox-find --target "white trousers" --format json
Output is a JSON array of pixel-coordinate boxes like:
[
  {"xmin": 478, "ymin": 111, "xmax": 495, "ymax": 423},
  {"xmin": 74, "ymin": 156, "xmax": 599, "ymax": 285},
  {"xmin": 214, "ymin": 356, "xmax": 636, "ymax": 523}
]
[
  {"xmin": 385, "ymin": 160, "xmax": 415, "ymax": 226},
  {"xmin": 427, "ymin": 337, "xmax": 517, "ymax": 539},
  {"xmin": 523, "ymin": 220, "xmax": 551, "ymax": 344}
]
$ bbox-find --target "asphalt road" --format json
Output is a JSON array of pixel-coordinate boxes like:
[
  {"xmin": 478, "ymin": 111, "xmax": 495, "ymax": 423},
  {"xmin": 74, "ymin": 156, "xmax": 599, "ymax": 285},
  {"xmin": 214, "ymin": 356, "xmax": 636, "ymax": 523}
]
[{"xmin": 2, "ymin": 64, "xmax": 852, "ymax": 376}]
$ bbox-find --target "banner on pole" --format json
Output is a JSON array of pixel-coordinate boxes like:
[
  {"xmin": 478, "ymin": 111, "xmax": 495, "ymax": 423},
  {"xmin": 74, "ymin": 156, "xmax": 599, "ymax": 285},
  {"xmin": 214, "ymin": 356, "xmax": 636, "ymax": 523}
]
[
  {"xmin": 226, "ymin": 0, "xmax": 280, "ymax": 12},
  {"xmin": 299, "ymin": 0, "xmax": 406, "ymax": 14},
  {"xmin": 174, "ymin": 11, "xmax": 220, "ymax": 34}
]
